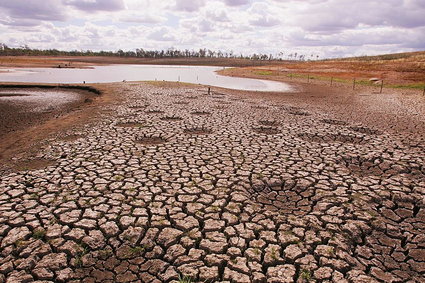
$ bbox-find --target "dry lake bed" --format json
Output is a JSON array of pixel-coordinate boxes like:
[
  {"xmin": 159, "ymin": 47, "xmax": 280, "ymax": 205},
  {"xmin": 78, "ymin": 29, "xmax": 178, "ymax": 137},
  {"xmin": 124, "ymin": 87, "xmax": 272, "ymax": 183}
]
[{"xmin": 0, "ymin": 81, "xmax": 424, "ymax": 282}]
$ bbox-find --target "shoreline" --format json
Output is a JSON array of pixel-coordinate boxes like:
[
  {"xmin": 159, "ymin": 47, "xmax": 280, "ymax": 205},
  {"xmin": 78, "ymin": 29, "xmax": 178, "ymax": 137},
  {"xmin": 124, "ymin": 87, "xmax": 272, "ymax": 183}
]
[
  {"xmin": 0, "ymin": 83, "xmax": 113, "ymax": 172},
  {"xmin": 1, "ymin": 74, "xmax": 424, "ymax": 172}
]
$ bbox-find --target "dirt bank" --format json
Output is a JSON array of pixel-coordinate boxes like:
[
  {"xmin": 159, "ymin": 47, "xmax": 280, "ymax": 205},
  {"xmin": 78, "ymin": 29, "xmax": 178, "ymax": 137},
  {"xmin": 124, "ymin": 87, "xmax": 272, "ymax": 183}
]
[
  {"xmin": 0, "ymin": 56, "xmax": 272, "ymax": 68},
  {"xmin": 1, "ymin": 78, "xmax": 424, "ymax": 172},
  {"xmin": 218, "ymin": 52, "xmax": 425, "ymax": 90},
  {"xmin": 0, "ymin": 83, "xmax": 121, "ymax": 171}
]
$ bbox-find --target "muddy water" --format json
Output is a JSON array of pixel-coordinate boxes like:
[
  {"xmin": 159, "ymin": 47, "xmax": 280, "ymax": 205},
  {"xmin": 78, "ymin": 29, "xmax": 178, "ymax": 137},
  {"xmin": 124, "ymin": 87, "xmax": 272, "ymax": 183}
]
[{"xmin": 0, "ymin": 65, "xmax": 292, "ymax": 92}]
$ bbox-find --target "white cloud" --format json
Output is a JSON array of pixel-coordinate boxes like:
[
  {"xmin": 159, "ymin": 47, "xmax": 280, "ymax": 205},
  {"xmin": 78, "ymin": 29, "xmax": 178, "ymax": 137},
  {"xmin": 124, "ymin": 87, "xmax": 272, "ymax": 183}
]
[
  {"xmin": 120, "ymin": 13, "xmax": 166, "ymax": 24},
  {"xmin": 148, "ymin": 27, "xmax": 177, "ymax": 41},
  {"xmin": 0, "ymin": 0, "xmax": 424, "ymax": 58}
]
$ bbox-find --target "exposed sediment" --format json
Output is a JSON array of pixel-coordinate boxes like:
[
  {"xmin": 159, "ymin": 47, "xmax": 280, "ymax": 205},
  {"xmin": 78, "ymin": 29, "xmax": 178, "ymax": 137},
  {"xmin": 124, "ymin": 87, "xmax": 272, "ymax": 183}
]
[{"xmin": 0, "ymin": 83, "xmax": 424, "ymax": 282}]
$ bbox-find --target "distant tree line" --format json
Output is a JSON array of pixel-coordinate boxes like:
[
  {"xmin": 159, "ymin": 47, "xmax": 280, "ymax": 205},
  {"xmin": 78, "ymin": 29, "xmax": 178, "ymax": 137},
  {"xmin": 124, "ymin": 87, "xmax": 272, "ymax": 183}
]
[{"xmin": 0, "ymin": 43, "xmax": 320, "ymax": 61}]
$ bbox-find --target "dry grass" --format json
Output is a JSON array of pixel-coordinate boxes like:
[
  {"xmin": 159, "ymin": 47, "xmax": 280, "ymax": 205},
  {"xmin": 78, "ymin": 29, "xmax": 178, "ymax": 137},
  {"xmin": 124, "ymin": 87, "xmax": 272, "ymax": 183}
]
[
  {"xmin": 220, "ymin": 51, "xmax": 425, "ymax": 89},
  {"xmin": 144, "ymin": 81, "xmax": 197, "ymax": 88}
]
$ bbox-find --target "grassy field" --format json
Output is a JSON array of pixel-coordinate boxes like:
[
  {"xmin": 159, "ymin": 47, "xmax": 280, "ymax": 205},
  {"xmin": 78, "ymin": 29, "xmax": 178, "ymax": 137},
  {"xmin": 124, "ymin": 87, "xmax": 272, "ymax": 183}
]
[{"xmin": 221, "ymin": 51, "xmax": 425, "ymax": 90}]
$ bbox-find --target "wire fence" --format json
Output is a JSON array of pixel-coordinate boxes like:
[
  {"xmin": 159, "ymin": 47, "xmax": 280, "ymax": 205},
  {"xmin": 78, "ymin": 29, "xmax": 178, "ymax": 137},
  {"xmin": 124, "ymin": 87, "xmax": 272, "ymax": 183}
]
[{"xmin": 286, "ymin": 73, "xmax": 425, "ymax": 95}]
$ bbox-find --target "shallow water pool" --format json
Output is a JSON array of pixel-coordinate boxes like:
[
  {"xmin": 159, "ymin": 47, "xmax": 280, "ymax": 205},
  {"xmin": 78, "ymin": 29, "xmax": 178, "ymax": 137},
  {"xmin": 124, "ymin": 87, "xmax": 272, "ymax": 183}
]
[{"xmin": 0, "ymin": 65, "xmax": 292, "ymax": 92}]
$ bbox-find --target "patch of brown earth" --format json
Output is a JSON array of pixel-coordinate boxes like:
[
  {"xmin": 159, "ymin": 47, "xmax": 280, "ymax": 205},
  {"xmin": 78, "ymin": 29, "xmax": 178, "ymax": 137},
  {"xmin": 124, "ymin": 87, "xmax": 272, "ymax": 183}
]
[
  {"xmin": 191, "ymin": 111, "xmax": 211, "ymax": 116},
  {"xmin": 0, "ymin": 83, "xmax": 121, "ymax": 173},
  {"xmin": 259, "ymin": 120, "xmax": 280, "ymax": 127},
  {"xmin": 135, "ymin": 136, "xmax": 167, "ymax": 145},
  {"xmin": 160, "ymin": 116, "xmax": 183, "ymax": 121},
  {"xmin": 298, "ymin": 133, "xmax": 366, "ymax": 144},
  {"xmin": 253, "ymin": 127, "xmax": 280, "ymax": 135},
  {"xmin": 60, "ymin": 134, "xmax": 83, "ymax": 142},
  {"xmin": 184, "ymin": 128, "xmax": 212, "ymax": 135},
  {"xmin": 116, "ymin": 122, "xmax": 146, "ymax": 128},
  {"xmin": 13, "ymin": 158, "xmax": 56, "ymax": 171}
]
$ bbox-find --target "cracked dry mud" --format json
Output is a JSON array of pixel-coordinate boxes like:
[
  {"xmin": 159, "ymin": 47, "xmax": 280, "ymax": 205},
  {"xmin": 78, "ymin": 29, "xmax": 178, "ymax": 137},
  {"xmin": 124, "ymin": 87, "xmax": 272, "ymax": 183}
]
[{"xmin": 1, "ymin": 83, "xmax": 424, "ymax": 283}]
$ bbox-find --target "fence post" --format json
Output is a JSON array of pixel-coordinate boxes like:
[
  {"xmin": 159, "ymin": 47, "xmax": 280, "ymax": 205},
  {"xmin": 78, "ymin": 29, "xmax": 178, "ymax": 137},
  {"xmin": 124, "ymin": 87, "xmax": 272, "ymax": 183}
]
[
  {"xmin": 353, "ymin": 78, "xmax": 356, "ymax": 90},
  {"xmin": 208, "ymin": 87, "xmax": 211, "ymax": 95},
  {"xmin": 308, "ymin": 75, "xmax": 310, "ymax": 83},
  {"xmin": 380, "ymin": 80, "xmax": 383, "ymax": 94},
  {"xmin": 330, "ymin": 77, "xmax": 333, "ymax": 86}
]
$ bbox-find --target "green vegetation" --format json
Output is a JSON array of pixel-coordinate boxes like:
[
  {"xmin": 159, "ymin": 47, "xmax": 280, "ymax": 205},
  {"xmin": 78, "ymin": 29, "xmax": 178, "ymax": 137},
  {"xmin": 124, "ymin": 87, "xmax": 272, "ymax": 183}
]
[
  {"xmin": 75, "ymin": 245, "xmax": 90, "ymax": 268},
  {"xmin": 254, "ymin": 248, "xmax": 261, "ymax": 255},
  {"xmin": 115, "ymin": 175, "xmax": 124, "ymax": 181},
  {"xmin": 29, "ymin": 193, "xmax": 38, "ymax": 200},
  {"xmin": 332, "ymin": 51, "xmax": 425, "ymax": 62},
  {"xmin": 98, "ymin": 248, "xmax": 113, "ymax": 259},
  {"xmin": 178, "ymin": 275, "xmax": 195, "ymax": 283},
  {"xmin": 285, "ymin": 72, "xmax": 425, "ymax": 90},
  {"xmin": 254, "ymin": 70, "xmax": 274, "ymax": 75},
  {"xmin": 389, "ymin": 83, "xmax": 425, "ymax": 90},
  {"xmin": 300, "ymin": 269, "xmax": 312, "ymax": 281},
  {"xmin": 0, "ymin": 43, "xmax": 279, "ymax": 61},
  {"xmin": 145, "ymin": 81, "xmax": 198, "ymax": 88},
  {"xmin": 14, "ymin": 240, "xmax": 29, "ymax": 248},
  {"xmin": 32, "ymin": 228, "xmax": 46, "ymax": 240},
  {"xmin": 270, "ymin": 247, "xmax": 279, "ymax": 260},
  {"xmin": 129, "ymin": 246, "xmax": 145, "ymax": 255},
  {"xmin": 210, "ymin": 205, "xmax": 221, "ymax": 212}
]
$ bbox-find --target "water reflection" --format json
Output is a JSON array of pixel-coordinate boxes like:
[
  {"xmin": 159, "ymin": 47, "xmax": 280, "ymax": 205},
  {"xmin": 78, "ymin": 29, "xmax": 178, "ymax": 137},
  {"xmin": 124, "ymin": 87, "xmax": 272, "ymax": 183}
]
[{"xmin": 0, "ymin": 65, "xmax": 292, "ymax": 92}]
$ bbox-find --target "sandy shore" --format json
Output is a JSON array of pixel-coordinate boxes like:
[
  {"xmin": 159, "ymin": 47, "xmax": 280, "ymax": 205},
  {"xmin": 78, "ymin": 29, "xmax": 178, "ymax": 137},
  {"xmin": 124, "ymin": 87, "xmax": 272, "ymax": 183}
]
[{"xmin": 0, "ymin": 79, "xmax": 424, "ymax": 282}]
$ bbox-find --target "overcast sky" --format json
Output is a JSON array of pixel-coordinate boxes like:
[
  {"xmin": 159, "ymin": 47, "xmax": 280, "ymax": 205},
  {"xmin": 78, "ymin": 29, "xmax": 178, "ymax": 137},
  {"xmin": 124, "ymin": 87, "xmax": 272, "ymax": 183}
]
[{"xmin": 0, "ymin": 0, "xmax": 424, "ymax": 58}]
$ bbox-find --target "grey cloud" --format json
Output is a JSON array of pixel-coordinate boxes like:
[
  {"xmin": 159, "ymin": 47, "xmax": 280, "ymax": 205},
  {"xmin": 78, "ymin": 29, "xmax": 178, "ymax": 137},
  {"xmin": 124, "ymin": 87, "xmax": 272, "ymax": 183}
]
[
  {"xmin": 0, "ymin": 17, "xmax": 42, "ymax": 27},
  {"xmin": 198, "ymin": 19, "xmax": 214, "ymax": 32},
  {"xmin": 65, "ymin": 0, "xmax": 125, "ymax": 12},
  {"xmin": 175, "ymin": 0, "xmax": 205, "ymax": 12},
  {"xmin": 248, "ymin": 2, "xmax": 280, "ymax": 27},
  {"xmin": 286, "ymin": 26, "xmax": 425, "ymax": 50},
  {"xmin": 0, "ymin": 0, "xmax": 66, "ymax": 21},
  {"xmin": 148, "ymin": 27, "xmax": 176, "ymax": 41},
  {"xmin": 206, "ymin": 10, "xmax": 230, "ymax": 22},
  {"xmin": 1, "ymin": 0, "xmax": 424, "ymax": 58},
  {"xmin": 292, "ymin": 0, "xmax": 425, "ymax": 33},
  {"xmin": 249, "ymin": 15, "xmax": 280, "ymax": 27},
  {"xmin": 223, "ymin": 0, "xmax": 250, "ymax": 6}
]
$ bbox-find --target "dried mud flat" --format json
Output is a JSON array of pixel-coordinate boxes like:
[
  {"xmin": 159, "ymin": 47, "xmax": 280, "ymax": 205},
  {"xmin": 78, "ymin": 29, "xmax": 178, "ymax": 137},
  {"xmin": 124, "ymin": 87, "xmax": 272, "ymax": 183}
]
[
  {"xmin": 0, "ymin": 82, "xmax": 424, "ymax": 283},
  {"xmin": 0, "ymin": 87, "xmax": 98, "ymax": 138}
]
